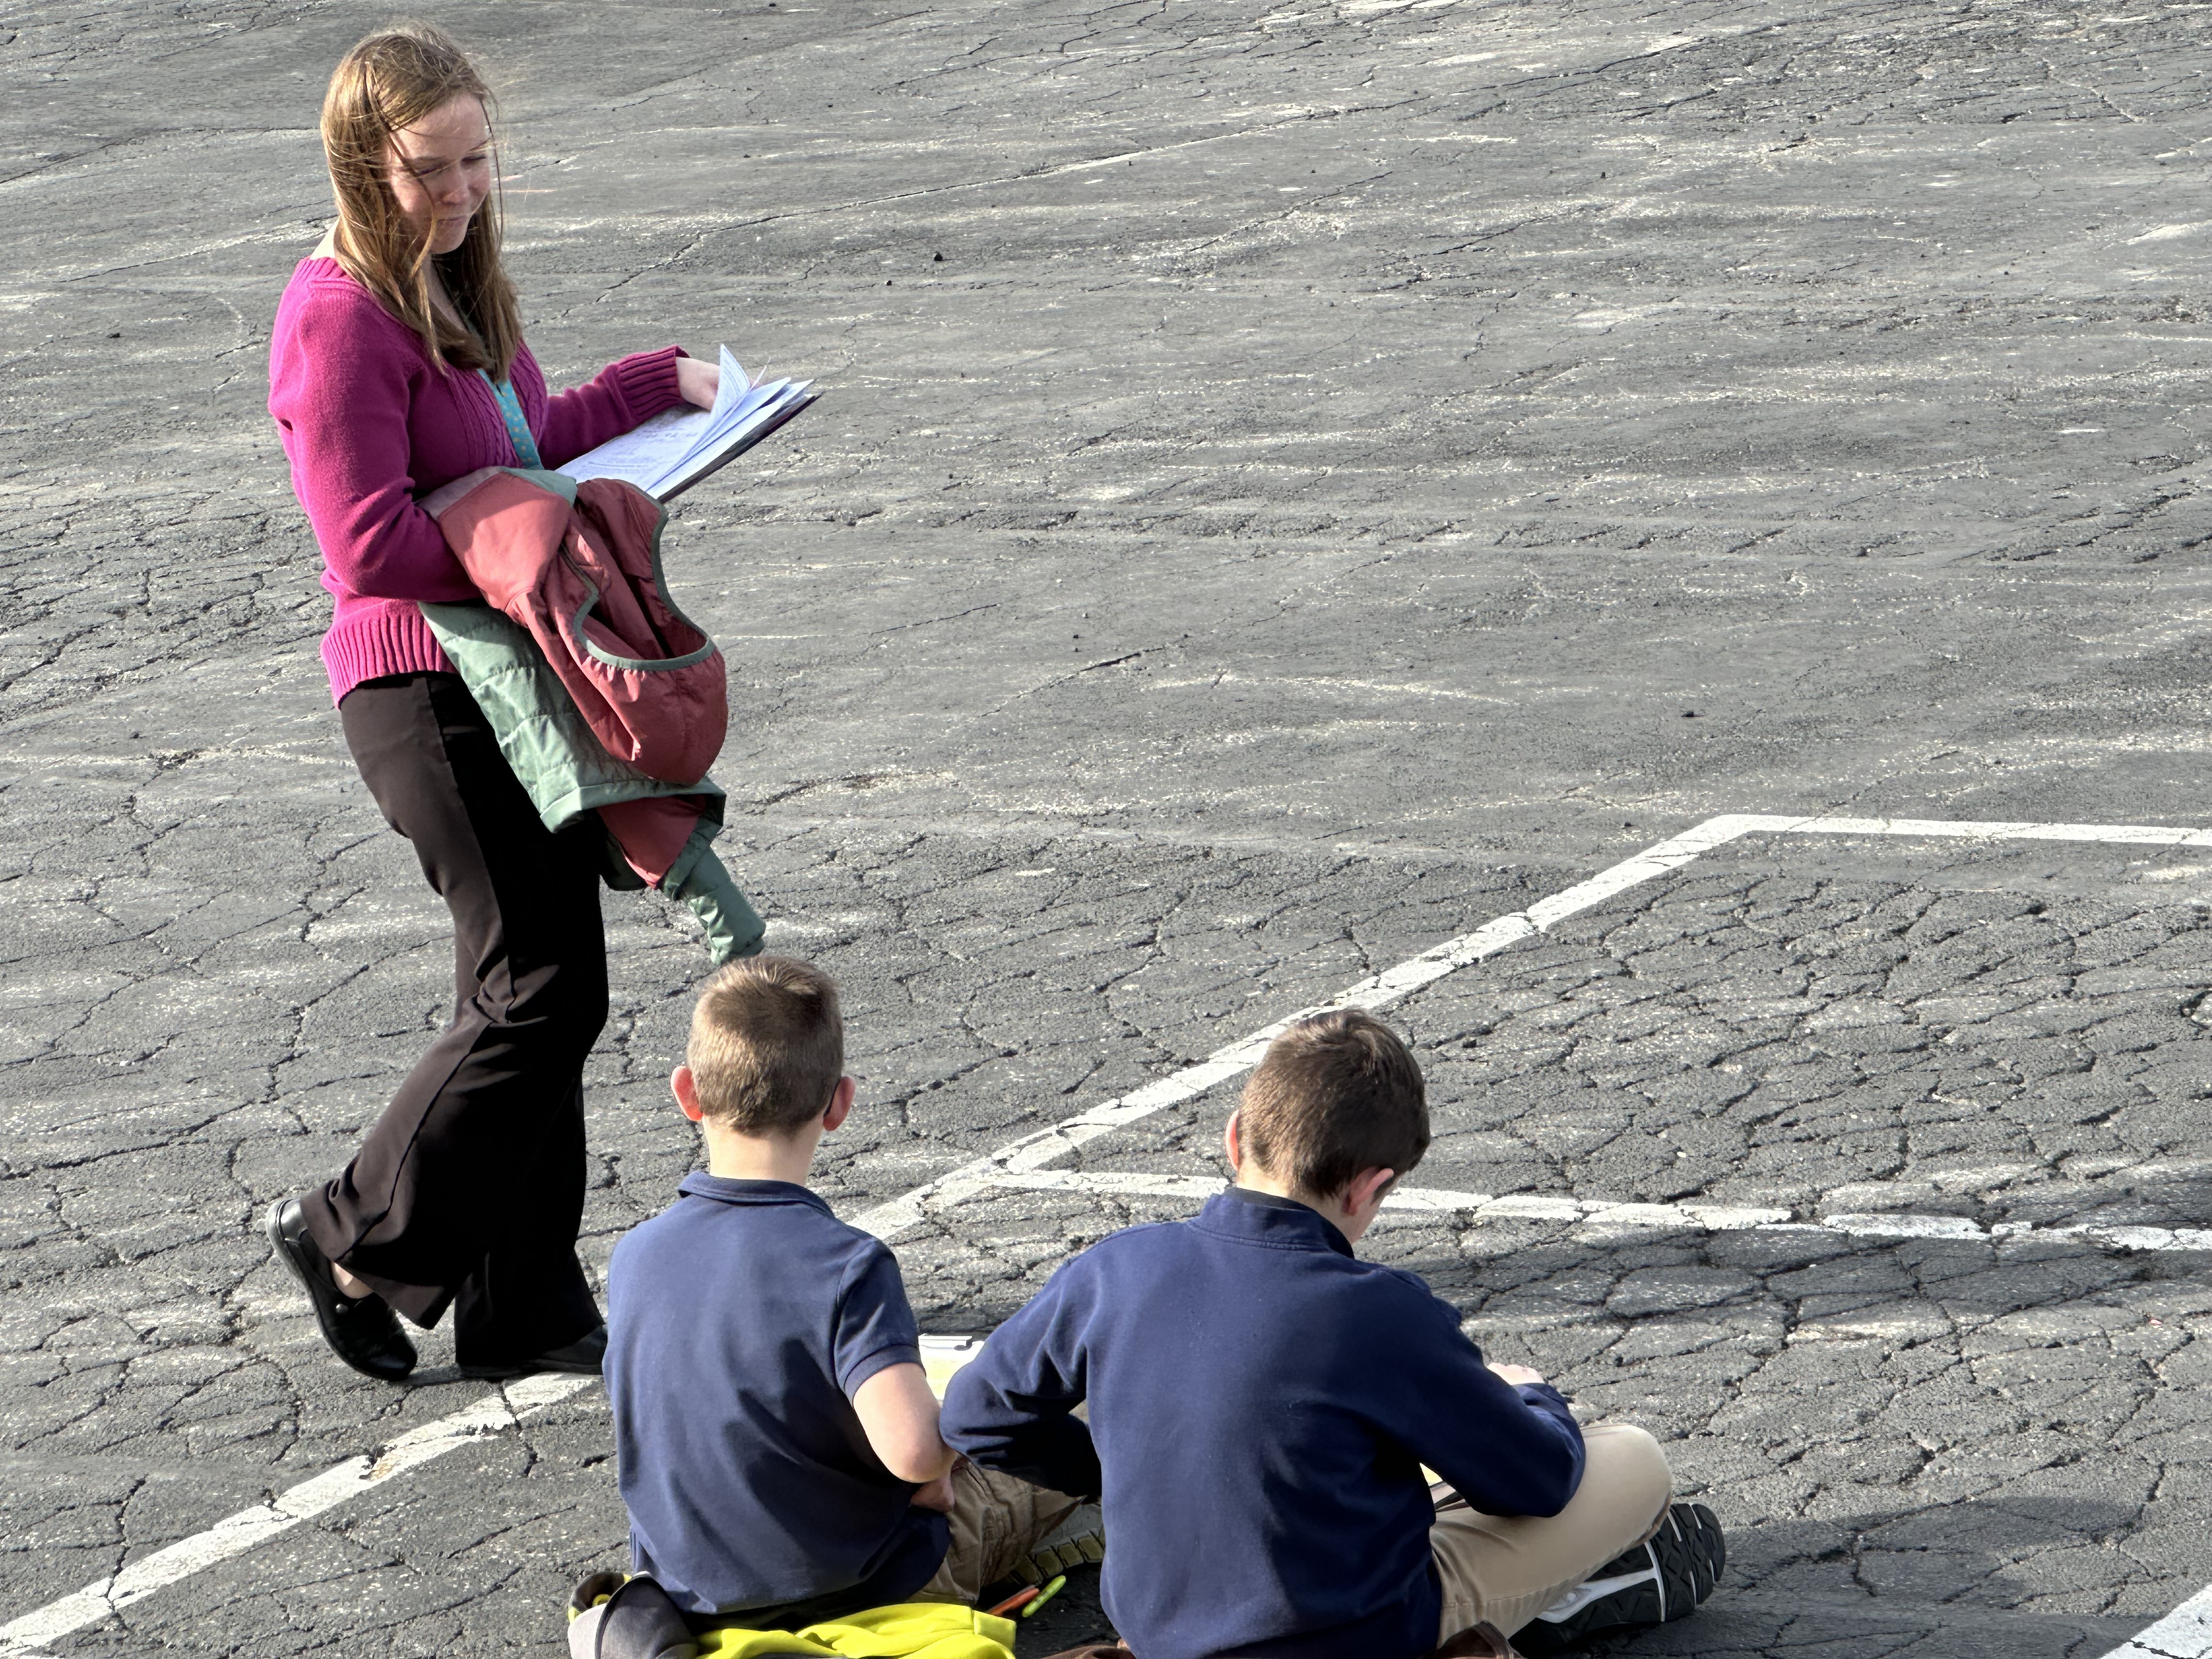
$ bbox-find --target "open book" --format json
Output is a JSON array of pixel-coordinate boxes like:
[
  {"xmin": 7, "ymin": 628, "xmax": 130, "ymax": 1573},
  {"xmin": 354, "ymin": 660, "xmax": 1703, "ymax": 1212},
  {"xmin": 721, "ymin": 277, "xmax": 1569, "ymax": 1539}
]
[{"xmin": 556, "ymin": 345, "xmax": 817, "ymax": 503}]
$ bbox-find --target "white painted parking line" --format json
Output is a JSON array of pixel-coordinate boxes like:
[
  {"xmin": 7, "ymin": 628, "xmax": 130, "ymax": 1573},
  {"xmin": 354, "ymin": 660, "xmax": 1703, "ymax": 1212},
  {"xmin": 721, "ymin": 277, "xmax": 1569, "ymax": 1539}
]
[
  {"xmin": 858, "ymin": 810, "xmax": 2212, "ymax": 1242},
  {"xmin": 852, "ymin": 814, "xmax": 1753, "ymax": 1241},
  {"xmin": 0, "ymin": 1374, "xmax": 595, "ymax": 1659},
  {"xmin": 965, "ymin": 1169, "xmax": 2212, "ymax": 1252},
  {"xmin": 2103, "ymin": 1584, "xmax": 2212, "ymax": 1659},
  {"xmin": 1767, "ymin": 814, "xmax": 2212, "ymax": 848}
]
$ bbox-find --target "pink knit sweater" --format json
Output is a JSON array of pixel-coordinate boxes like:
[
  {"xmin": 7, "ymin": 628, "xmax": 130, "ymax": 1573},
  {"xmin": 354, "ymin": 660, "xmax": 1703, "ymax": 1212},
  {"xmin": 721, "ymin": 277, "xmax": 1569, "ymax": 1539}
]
[{"xmin": 268, "ymin": 256, "xmax": 688, "ymax": 703}]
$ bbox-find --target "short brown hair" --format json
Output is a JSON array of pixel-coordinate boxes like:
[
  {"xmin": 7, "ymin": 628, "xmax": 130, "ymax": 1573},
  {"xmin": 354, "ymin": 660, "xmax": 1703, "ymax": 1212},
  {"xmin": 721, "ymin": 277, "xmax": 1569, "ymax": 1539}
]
[
  {"xmin": 1237, "ymin": 1009, "xmax": 1429, "ymax": 1199},
  {"xmin": 687, "ymin": 956, "xmax": 845, "ymax": 1133}
]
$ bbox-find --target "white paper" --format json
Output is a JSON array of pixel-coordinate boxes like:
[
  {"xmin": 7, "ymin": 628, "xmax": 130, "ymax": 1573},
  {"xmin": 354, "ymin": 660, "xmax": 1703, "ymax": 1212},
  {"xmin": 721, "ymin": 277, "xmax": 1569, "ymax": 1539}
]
[
  {"xmin": 555, "ymin": 345, "xmax": 803, "ymax": 498},
  {"xmin": 653, "ymin": 377, "xmax": 814, "ymax": 496},
  {"xmin": 555, "ymin": 403, "xmax": 714, "ymax": 493}
]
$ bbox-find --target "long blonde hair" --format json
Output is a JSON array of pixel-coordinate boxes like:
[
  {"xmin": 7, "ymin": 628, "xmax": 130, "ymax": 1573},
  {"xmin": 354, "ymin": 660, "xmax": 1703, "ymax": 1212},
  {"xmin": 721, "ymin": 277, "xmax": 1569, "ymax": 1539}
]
[{"xmin": 320, "ymin": 21, "xmax": 522, "ymax": 380}]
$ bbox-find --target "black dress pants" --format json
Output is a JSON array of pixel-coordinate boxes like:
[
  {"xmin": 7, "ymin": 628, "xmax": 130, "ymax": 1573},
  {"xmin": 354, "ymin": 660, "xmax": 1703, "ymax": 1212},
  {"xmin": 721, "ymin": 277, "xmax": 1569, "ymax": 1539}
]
[{"xmin": 305, "ymin": 671, "xmax": 607, "ymax": 1366}]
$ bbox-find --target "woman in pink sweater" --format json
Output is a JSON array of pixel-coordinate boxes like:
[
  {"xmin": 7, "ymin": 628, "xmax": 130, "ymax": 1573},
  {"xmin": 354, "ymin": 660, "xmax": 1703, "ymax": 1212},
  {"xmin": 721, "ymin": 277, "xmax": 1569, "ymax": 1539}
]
[{"xmin": 264, "ymin": 23, "xmax": 717, "ymax": 1383}]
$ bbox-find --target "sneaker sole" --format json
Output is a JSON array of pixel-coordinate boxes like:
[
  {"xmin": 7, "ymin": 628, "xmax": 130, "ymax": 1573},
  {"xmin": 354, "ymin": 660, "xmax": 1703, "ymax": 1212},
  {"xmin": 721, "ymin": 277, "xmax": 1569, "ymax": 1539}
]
[
  {"xmin": 1514, "ymin": 1502, "xmax": 1724, "ymax": 1655},
  {"xmin": 1652, "ymin": 1500, "xmax": 1724, "ymax": 1613}
]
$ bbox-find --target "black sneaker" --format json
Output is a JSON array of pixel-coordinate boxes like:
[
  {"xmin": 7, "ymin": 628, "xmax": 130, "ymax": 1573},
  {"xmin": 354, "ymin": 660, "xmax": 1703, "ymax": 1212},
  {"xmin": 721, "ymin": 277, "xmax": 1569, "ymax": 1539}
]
[{"xmin": 1512, "ymin": 1502, "xmax": 1724, "ymax": 1656}]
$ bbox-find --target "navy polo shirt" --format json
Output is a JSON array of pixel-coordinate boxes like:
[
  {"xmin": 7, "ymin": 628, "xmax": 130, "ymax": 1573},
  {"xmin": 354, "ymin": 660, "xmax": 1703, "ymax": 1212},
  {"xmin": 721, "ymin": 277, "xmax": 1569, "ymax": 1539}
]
[
  {"xmin": 941, "ymin": 1188, "xmax": 1586, "ymax": 1659},
  {"xmin": 604, "ymin": 1175, "xmax": 947, "ymax": 1616}
]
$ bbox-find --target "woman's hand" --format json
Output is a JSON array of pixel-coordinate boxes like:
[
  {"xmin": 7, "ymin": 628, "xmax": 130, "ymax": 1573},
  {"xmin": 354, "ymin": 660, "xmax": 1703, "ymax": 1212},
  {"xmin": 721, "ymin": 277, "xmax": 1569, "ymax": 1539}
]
[{"xmin": 675, "ymin": 354, "xmax": 720, "ymax": 410}]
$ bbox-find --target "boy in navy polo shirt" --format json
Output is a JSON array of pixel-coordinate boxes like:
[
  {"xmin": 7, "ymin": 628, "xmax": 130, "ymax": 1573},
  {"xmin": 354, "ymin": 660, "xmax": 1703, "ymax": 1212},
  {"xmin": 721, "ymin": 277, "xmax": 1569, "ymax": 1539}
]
[
  {"xmin": 940, "ymin": 1009, "xmax": 1725, "ymax": 1659},
  {"xmin": 599, "ymin": 956, "xmax": 1083, "ymax": 1633}
]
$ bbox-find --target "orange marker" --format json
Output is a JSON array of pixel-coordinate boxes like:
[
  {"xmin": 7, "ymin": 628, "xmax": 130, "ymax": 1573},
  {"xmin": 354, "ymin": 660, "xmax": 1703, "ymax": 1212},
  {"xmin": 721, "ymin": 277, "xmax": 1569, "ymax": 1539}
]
[{"xmin": 986, "ymin": 1585, "xmax": 1041, "ymax": 1617}]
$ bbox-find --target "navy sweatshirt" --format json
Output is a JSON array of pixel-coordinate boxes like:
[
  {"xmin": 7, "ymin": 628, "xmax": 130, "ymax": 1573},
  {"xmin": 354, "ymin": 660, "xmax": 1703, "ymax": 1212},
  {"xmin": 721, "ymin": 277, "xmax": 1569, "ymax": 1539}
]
[{"xmin": 940, "ymin": 1189, "xmax": 1584, "ymax": 1659}]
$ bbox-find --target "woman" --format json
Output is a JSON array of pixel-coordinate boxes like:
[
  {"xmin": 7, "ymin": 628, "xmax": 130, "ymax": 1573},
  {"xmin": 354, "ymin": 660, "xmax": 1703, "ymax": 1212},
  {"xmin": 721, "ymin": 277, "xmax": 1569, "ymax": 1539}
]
[{"xmin": 264, "ymin": 22, "xmax": 720, "ymax": 1382}]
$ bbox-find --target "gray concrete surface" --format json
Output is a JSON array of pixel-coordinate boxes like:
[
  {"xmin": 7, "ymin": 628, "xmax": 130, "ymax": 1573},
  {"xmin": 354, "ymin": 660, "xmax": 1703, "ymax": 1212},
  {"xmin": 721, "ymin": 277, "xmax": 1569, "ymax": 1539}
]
[{"xmin": 6, "ymin": 1, "xmax": 2212, "ymax": 1655}]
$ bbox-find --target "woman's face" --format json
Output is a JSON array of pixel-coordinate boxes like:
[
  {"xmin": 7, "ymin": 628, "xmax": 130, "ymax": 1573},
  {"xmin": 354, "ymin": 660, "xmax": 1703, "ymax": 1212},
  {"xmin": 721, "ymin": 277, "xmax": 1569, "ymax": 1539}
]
[{"xmin": 384, "ymin": 95, "xmax": 493, "ymax": 257}]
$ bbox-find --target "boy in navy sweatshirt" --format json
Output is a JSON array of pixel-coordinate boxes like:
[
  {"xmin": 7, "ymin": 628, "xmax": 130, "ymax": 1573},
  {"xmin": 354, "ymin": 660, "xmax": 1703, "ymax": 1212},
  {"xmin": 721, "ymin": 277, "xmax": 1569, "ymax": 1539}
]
[
  {"xmin": 597, "ymin": 957, "xmax": 1083, "ymax": 1636},
  {"xmin": 939, "ymin": 1009, "xmax": 1724, "ymax": 1659}
]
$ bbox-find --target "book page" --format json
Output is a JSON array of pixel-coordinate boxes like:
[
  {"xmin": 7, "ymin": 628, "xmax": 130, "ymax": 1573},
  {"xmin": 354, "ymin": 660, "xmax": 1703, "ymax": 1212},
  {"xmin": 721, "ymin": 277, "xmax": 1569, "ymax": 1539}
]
[
  {"xmin": 556, "ymin": 346, "xmax": 815, "ymax": 500},
  {"xmin": 557, "ymin": 345, "xmax": 750, "ymax": 493},
  {"xmin": 655, "ymin": 380, "xmax": 815, "ymax": 497},
  {"xmin": 555, "ymin": 403, "xmax": 714, "ymax": 492}
]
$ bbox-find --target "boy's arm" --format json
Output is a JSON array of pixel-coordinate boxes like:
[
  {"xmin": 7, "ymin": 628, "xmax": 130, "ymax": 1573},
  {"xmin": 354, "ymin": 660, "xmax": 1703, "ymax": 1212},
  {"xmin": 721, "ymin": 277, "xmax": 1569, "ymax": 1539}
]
[
  {"xmin": 851, "ymin": 1362, "xmax": 957, "ymax": 1485},
  {"xmin": 1395, "ymin": 1286, "xmax": 1586, "ymax": 1519},
  {"xmin": 939, "ymin": 1265, "xmax": 1103, "ymax": 1499},
  {"xmin": 835, "ymin": 1243, "xmax": 953, "ymax": 1491}
]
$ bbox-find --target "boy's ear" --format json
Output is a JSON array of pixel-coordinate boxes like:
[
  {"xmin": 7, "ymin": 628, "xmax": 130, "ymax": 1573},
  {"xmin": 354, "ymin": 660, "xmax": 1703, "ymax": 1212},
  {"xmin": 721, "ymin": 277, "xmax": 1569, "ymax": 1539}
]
[
  {"xmin": 821, "ymin": 1074, "xmax": 857, "ymax": 1133},
  {"xmin": 1222, "ymin": 1109, "xmax": 1244, "ymax": 1175},
  {"xmin": 1343, "ymin": 1166, "xmax": 1397, "ymax": 1220},
  {"xmin": 672, "ymin": 1065, "xmax": 705, "ymax": 1124}
]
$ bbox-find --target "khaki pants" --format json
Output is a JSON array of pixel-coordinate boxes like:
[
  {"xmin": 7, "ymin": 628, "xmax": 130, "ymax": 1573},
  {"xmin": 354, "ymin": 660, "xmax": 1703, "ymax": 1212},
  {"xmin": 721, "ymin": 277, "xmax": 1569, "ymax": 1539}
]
[
  {"xmin": 912, "ymin": 1462, "xmax": 1086, "ymax": 1606},
  {"xmin": 1431, "ymin": 1423, "xmax": 1675, "ymax": 1641}
]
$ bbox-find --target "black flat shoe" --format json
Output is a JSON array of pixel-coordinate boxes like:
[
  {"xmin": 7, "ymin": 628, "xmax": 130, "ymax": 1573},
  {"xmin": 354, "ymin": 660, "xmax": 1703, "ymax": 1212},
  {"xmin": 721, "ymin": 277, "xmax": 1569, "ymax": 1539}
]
[
  {"xmin": 264, "ymin": 1199, "xmax": 417, "ymax": 1383},
  {"xmin": 459, "ymin": 1322, "xmax": 606, "ymax": 1381}
]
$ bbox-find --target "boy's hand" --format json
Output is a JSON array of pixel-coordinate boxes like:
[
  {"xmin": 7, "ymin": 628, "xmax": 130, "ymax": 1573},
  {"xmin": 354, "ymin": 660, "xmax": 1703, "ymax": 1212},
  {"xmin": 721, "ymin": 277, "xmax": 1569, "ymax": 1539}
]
[
  {"xmin": 911, "ymin": 1468, "xmax": 958, "ymax": 1514},
  {"xmin": 1488, "ymin": 1361, "xmax": 1547, "ymax": 1388}
]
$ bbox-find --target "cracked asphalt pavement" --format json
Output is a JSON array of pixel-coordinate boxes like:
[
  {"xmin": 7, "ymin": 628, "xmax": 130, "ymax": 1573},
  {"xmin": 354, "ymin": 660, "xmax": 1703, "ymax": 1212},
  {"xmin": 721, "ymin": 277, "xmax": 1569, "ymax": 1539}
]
[{"xmin": 7, "ymin": 1, "xmax": 2212, "ymax": 1655}]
